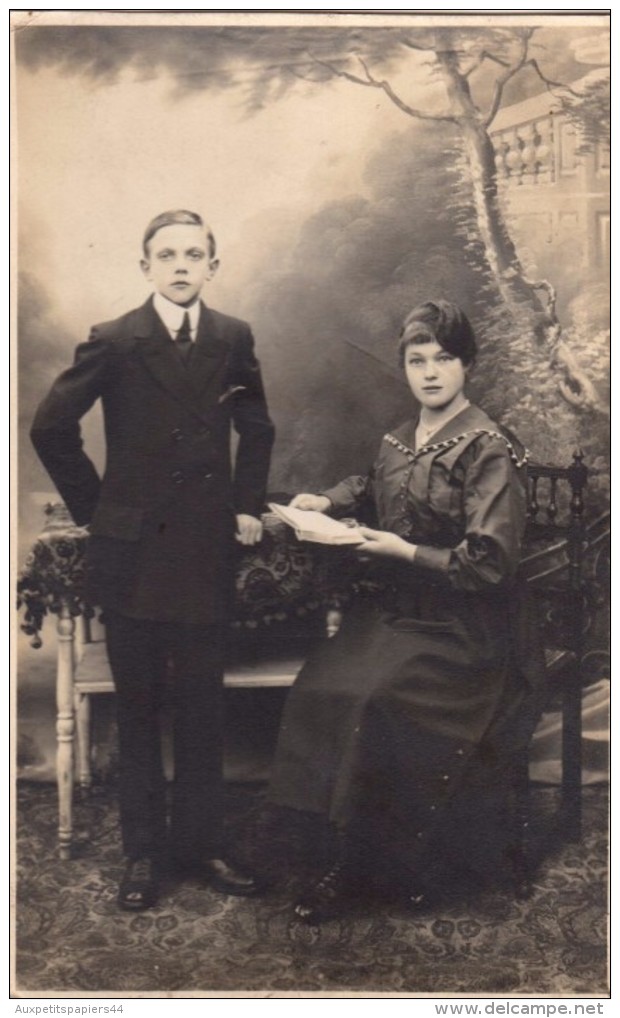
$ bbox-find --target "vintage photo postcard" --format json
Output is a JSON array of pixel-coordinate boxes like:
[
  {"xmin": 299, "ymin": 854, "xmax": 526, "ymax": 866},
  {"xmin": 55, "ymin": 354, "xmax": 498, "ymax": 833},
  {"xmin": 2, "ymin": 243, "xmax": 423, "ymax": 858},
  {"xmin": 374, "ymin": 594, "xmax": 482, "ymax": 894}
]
[{"xmin": 12, "ymin": 9, "xmax": 610, "ymax": 1000}]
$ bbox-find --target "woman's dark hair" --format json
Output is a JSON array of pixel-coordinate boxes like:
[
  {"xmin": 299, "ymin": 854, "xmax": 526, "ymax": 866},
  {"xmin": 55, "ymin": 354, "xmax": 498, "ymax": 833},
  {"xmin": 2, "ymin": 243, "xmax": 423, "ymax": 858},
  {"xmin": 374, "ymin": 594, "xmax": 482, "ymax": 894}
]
[{"xmin": 398, "ymin": 300, "xmax": 477, "ymax": 367}]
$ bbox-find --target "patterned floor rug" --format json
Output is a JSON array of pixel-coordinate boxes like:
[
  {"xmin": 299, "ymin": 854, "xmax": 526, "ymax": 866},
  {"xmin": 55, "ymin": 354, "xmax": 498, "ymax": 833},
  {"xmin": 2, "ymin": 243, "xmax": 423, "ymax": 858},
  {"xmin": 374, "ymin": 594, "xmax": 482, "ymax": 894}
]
[{"xmin": 14, "ymin": 782, "xmax": 608, "ymax": 997}]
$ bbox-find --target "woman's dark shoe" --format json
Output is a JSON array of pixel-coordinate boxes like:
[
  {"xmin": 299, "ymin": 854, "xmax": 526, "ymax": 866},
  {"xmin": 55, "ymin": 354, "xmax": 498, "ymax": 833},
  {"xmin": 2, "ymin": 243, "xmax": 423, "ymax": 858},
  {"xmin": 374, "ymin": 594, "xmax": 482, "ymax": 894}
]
[
  {"xmin": 118, "ymin": 857, "xmax": 159, "ymax": 911},
  {"xmin": 294, "ymin": 861, "xmax": 365, "ymax": 924}
]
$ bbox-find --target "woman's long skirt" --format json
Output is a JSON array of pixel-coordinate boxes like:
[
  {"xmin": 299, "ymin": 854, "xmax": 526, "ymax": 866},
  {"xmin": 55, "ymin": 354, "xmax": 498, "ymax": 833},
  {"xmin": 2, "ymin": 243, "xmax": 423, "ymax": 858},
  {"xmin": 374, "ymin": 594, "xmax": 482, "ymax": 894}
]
[{"xmin": 269, "ymin": 593, "xmax": 540, "ymax": 876}]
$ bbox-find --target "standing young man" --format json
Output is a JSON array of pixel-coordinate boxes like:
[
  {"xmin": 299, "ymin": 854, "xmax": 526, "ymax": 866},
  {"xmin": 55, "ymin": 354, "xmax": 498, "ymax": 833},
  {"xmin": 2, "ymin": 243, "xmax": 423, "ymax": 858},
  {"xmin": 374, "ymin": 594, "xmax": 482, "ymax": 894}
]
[{"xmin": 31, "ymin": 210, "xmax": 275, "ymax": 910}]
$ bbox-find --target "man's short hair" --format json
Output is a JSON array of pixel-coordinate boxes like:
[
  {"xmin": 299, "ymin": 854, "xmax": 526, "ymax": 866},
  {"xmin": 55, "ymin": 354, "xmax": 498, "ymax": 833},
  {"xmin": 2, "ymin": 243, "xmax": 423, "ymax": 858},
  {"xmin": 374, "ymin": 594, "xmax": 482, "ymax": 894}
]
[{"xmin": 142, "ymin": 210, "xmax": 217, "ymax": 259}]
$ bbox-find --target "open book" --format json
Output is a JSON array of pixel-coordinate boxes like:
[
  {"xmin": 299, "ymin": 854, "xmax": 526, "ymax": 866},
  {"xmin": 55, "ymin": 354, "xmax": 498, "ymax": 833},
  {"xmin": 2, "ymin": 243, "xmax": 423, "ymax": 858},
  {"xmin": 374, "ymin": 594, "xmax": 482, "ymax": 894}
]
[{"xmin": 268, "ymin": 503, "xmax": 365, "ymax": 545}]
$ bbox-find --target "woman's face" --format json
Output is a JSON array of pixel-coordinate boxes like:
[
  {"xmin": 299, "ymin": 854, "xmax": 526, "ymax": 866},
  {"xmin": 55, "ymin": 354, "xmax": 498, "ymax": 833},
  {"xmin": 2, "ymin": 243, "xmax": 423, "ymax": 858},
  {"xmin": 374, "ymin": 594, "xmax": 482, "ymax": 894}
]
[{"xmin": 404, "ymin": 339, "xmax": 467, "ymax": 411}]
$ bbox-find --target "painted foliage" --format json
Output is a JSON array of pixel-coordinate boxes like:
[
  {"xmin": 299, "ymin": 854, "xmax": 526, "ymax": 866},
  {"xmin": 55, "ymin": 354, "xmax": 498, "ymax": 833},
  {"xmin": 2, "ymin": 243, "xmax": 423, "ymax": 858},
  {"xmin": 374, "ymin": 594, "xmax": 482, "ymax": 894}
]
[{"xmin": 16, "ymin": 15, "xmax": 610, "ymax": 545}]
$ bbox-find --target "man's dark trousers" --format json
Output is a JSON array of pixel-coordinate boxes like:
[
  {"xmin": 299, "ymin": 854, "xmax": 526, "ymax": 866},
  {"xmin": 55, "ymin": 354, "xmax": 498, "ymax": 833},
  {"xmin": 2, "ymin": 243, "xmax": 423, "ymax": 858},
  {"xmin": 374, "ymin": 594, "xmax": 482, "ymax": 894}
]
[{"xmin": 105, "ymin": 612, "xmax": 228, "ymax": 863}]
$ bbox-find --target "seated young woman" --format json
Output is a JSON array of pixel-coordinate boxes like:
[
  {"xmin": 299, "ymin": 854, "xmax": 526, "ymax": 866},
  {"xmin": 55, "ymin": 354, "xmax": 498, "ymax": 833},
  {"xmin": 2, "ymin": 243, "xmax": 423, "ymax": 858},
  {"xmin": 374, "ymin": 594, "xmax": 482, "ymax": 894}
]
[{"xmin": 268, "ymin": 299, "xmax": 545, "ymax": 923}]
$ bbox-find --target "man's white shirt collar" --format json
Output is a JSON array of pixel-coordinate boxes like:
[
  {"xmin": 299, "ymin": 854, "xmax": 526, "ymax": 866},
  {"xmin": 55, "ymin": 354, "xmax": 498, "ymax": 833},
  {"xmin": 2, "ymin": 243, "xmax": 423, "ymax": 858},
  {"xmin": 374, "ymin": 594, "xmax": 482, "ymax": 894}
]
[{"xmin": 154, "ymin": 293, "xmax": 201, "ymax": 340}]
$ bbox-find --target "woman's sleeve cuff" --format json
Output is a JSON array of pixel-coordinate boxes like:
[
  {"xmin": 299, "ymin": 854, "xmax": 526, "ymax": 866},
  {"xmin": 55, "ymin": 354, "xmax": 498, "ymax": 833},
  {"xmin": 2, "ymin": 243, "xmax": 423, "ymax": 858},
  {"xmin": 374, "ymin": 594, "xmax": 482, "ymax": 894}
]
[
  {"xmin": 317, "ymin": 485, "xmax": 348, "ymax": 513},
  {"xmin": 412, "ymin": 545, "xmax": 451, "ymax": 574}
]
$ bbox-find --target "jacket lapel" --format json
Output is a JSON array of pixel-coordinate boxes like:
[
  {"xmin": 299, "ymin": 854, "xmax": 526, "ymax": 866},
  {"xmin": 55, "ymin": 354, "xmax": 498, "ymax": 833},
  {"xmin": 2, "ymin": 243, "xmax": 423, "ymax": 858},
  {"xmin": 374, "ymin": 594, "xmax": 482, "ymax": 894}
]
[
  {"xmin": 190, "ymin": 305, "xmax": 231, "ymax": 397},
  {"xmin": 134, "ymin": 299, "xmax": 229, "ymax": 422}
]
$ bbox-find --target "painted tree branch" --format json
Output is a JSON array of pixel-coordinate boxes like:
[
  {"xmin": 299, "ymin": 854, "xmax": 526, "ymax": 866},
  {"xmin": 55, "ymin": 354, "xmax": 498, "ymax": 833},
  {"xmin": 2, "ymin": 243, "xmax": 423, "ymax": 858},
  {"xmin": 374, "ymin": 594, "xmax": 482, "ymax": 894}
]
[
  {"xmin": 310, "ymin": 54, "xmax": 456, "ymax": 122},
  {"xmin": 525, "ymin": 58, "xmax": 583, "ymax": 99},
  {"xmin": 400, "ymin": 37, "xmax": 445, "ymax": 53},
  {"xmin": 522, "ymin": 275, "xmax": 599, "ymax": 409},
  {"xmin": 522, "ymin": 275, "xmax": 557, "ymax": 323},
  {"xmin": 306, "ymin": 34, "xmax": 602, "ymax": 414},
  {"xmin": 483, "ymin": 31, "xmax": 532, "ymax": 128},
  {"xmin": 554, "ymin": 343, "xmax": 601, "ymax": 409},
  {"xmin": 484, "ymin": 47, "xmax": 583, "ymax": 128},
  {"xmin": 464, "ymin": 48, "xmax": 511, "ymax": 78},
  {"xmin": 343, "ymin": 338, "xmax": 405, "ymax": 384}
]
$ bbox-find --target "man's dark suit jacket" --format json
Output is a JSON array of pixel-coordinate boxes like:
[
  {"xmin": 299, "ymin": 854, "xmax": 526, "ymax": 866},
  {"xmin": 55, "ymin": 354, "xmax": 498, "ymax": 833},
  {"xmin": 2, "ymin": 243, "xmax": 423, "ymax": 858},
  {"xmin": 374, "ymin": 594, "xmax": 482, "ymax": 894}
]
[{"xmin": 31, "ymin": 297, "xmax": 275, "ymax": 625}]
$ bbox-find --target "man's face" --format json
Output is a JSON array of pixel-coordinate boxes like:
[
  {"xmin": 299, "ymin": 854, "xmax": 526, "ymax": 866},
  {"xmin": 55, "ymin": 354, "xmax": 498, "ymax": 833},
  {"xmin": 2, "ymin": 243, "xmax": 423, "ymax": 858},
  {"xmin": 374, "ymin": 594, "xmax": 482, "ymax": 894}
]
[{"xmin": 140, "ymin": 224, "xmax": 219, "ymax": 306}]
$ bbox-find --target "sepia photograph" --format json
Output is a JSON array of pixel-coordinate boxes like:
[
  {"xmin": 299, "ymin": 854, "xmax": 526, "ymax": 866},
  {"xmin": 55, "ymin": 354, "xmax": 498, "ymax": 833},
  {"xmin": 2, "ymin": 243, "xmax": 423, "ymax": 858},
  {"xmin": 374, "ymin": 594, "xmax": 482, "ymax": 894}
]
[{"xmin": 13, "ymin": 10, "xmax": 610, "ymax": 999}]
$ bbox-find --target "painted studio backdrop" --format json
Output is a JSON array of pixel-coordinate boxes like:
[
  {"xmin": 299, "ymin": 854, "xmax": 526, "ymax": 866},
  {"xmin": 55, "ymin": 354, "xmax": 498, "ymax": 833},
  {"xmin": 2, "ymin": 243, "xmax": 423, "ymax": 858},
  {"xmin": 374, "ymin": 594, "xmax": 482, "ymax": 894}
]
[{"xmin": 16, "ymin": 15, "xmax": 610, "ymax": 779}]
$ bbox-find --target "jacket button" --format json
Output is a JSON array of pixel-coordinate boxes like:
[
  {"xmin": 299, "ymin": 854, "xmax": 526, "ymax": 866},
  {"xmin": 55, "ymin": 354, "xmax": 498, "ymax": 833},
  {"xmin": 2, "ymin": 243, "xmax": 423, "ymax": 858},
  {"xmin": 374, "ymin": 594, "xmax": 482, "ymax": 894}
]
[
  {"xmin": 203, "ymin": 473, "xmax": 212, "ymax": 481},
  {"xmin": 197, "ymin": 425, "xmax": 209, "ymax": 435},
  {"xmin": 171, "ymin": 428, "xmax": 184, "ymax": 441},
  {"xmin": 171, "ymin": 470, "xmax": 184, "ymax": 484}
]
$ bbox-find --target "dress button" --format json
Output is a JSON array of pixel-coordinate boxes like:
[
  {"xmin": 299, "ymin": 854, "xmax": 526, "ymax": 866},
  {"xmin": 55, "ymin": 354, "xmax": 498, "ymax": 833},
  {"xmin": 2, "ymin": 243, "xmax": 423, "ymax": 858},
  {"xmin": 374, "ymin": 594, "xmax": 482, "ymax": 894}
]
[
  {"xmin": 171, "ymin": 470, "xmax": 184, "ymax": 484},
  {"xmin": 171, "ymin": 428, "xmax": 183, "ymax": 442},
  {"xmin": 429, "ymin": 805, "xmax": 437, "ymax": 812},
  {"xmin": 442, "ymin": 774, "xmax": 450, "ymax": 782},
  {"xmin": 203, "ymin": 473, "xmax": 212, "ymax": 481},
  {"xmin": 456, "ymin": 748, "xmax": 465, "ymax": 756}
]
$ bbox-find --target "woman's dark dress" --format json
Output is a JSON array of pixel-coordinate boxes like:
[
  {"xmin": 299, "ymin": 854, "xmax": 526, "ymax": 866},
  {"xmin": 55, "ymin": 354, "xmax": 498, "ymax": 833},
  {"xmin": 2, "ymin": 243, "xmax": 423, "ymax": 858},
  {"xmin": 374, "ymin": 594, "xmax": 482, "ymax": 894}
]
[{"xmin": 269, "ymin": 404, "xmax": 545, "ymax": 877}]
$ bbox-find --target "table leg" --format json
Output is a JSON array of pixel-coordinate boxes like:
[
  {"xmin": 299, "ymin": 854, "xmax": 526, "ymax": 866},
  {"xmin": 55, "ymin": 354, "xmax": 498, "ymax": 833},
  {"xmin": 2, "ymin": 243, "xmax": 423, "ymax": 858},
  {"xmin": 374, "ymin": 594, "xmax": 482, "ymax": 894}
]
[
  {"xmin": 56, "ymin": 603, "xmax": 75, "ymax": 859},
  {"xmin": 75, "ymin": 690, "xmax": 92, "ymax": 791}
]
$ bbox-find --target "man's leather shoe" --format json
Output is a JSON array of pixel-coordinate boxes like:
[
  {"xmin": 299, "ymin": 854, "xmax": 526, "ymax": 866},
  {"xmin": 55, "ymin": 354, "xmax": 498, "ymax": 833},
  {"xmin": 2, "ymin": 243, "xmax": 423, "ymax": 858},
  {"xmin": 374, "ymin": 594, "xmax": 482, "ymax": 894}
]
[
  {"xmin": 118, "ymin": 857, "xmax": 159, "ymax": 911},
  {"xmin": 173, "ymin": 856, "xmax": 262, "ymax": 897},
  {"xmin": 294, "ymin": 861, "xmax": 364, "ymax": 924}
]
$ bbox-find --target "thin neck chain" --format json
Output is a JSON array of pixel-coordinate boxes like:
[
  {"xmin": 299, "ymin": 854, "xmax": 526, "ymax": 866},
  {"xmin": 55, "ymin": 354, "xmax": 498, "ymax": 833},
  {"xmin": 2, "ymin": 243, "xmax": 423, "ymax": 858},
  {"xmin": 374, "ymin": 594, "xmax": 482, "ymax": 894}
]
[{"xmin": 416, "ymin": 399, "xmax": 470, "ymax": 440}]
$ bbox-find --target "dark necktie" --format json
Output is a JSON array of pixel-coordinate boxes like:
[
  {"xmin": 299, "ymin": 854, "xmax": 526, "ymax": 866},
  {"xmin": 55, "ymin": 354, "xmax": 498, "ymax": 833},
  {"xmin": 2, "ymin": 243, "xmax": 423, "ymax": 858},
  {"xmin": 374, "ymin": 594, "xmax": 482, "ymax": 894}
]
[{"xmin": 175, "ymin": 312, "xmax": 193, "ymax": 361}]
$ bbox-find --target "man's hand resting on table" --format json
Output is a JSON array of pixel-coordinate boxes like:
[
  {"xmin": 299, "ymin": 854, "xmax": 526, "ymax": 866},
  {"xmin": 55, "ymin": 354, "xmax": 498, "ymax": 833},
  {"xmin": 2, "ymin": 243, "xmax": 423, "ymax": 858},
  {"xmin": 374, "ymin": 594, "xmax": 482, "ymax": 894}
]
[{"xmin": 235, "ymin": 514, "xmax": 264, "ymax": 545}]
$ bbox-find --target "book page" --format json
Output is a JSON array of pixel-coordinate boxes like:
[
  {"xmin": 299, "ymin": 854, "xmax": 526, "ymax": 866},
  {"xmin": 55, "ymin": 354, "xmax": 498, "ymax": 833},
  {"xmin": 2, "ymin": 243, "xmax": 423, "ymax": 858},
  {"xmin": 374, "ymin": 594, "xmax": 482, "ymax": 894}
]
[{"xmin": 268, "ymin": 503, "xmax": 365, "ymax": 544}]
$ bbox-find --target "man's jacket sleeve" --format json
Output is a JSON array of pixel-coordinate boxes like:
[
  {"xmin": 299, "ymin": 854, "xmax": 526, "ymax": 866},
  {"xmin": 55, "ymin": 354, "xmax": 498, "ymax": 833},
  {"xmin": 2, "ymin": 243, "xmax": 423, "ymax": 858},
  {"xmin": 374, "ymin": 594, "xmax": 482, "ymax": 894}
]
[
  {"xmin": 228, "ymin": 328, "xmax": 275, "ymax": 518},
  {"xmin": 30, "ymin": 334, "xmax": 114, "ymax": 526}
]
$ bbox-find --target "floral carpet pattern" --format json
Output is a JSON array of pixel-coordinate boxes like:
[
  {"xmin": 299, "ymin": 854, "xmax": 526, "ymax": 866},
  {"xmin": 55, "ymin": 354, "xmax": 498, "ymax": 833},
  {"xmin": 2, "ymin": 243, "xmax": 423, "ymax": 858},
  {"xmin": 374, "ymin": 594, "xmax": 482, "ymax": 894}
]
[{"xmin": 15, "ymin": 782, "xmax": 608, "ymax": 997}]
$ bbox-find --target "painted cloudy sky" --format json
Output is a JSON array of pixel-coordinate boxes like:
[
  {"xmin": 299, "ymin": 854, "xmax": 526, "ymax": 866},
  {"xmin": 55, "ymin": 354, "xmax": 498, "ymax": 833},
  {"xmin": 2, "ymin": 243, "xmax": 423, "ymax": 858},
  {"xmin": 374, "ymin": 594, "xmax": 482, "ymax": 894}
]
[{"xmin": 15, "ymin": 13, "xmax": 609, "ymax": 550}]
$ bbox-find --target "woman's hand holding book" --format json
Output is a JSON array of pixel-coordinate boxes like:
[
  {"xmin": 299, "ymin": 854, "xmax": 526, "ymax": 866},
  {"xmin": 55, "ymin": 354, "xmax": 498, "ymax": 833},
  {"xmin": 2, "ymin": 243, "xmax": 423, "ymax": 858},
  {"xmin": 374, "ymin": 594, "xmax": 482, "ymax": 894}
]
[{"xmin": 289, "ymin": 494, "xmax": 332, "ymax": 513}]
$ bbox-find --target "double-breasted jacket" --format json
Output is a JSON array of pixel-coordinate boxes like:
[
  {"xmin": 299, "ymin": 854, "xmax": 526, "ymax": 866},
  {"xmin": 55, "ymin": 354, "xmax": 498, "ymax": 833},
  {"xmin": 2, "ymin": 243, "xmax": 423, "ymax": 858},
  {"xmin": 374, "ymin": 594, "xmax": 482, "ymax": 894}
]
[{"xmin": 31, "ymin": 297, "xmax": 275, "ymax": 624}]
